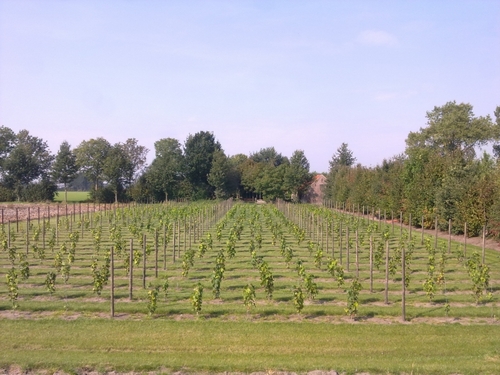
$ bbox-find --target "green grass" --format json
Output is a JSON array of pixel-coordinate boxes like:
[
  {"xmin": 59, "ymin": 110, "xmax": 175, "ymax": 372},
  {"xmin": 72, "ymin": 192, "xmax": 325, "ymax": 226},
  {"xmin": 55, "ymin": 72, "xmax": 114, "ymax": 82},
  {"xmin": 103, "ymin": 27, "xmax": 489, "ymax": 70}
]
[
  {"xmin": 53, "ymin": 191, "xmax": 90, "ymax": 202},
  {"xmin": 0, "ymin": 319, "xmax": 499, "ymax": 374}
]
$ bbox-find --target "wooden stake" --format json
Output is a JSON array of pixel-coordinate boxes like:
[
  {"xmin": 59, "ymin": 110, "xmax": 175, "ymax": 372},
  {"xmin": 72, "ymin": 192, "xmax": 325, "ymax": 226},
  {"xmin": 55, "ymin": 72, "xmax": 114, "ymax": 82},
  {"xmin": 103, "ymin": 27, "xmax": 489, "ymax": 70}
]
[
  {"xmin": 482, "ymin": 225, "xmax": 486, "ymax": 264},
  {"xmin": 385, "ymin": 240, "xmax": 389, "ymax": 305},
  {"xmin": 401, "ymin": 243, "xmax": 406, "ymax": 322},
  {"xmin": 142, "ymin": 234, "xmax": 147, "ymax": 289},
  {"xmin": 111, "ymin": 246, "xmax": 115, "ymax": 318},
  {"xmin": 129, "ymin": 239, "xmax": 133, "ymax": 300},
  {"xmin": 369, "ymin": 235, "xmax": 373, "ymax": 293}
]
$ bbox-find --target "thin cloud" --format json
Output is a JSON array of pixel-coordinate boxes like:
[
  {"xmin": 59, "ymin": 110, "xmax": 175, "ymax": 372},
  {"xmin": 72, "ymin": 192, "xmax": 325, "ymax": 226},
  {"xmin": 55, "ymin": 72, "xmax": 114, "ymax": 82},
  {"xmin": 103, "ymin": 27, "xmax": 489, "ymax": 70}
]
[{"xmin": 357, "ymin": 30, "xmax": 398, "ymax": 46}]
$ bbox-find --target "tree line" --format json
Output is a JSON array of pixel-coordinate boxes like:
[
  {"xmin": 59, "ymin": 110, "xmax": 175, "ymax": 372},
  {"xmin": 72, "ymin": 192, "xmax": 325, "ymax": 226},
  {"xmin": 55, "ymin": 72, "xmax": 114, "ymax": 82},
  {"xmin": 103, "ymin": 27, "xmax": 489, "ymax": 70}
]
[
  {"xmin": 0, "ymin": 128, "xmax": 312, "ymax": 204},
  {"xmin": 324, "ymin": 101, "xmax": 500, "ymax": 238}
]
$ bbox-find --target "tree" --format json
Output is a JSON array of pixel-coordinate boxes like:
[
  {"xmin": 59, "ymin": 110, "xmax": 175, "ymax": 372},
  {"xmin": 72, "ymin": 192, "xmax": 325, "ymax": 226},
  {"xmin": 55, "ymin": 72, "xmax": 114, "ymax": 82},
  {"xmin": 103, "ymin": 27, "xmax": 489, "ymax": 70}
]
[
  {"xmin": 184, "ymin": 131, "xmax": 221, "ymax": 199},
  {"xmin": 226, "ymin": 154, "xmax": 247, "ymax": 198},
  {"xmin": 0, "ymin": 126, "xmax": 16, "ymax": 163},
  {"xmin": 102, "ymin": 143, "xmax": 133, "ymax": 203},
  {"xmin": 406, "ymin": 101, "xmax": 499, "ymax": 159},
  {"xmin": 208, "ymin": 149, "xmax": 230, "ymax": 199},
  {"xmin": 492, "ymin": 106, "xmax": 500, "ymax": 158},
  {"xmin": 74, "ymin": 138, "xmax": 111, "ymax": 193},
  {"xmin": 146, "ymin": 138, "xmax": 184, "ymax": 201},
  {"xmin": 1, "ymin": 129, "xmax": 54, "ymax": 201},
  {"xmin": 250, "ymin": 147, "xmax": 286, "ymax": 167},
  {"xmin": 329, "ymin": 143, "xmax": 356, "ymax": 170},
  {"xmin": 284, "ymin": 150, "xmax": 311, "ymax": 201},
  {"xmin": 121, "ymin": 138, "xmax": 148, "ymax": 182},
  {"xmin": 326, "ymin": 143, "xmax": 356, "ymax": 202},
  {"xmin": 52, "ymin": 141, "xmax": 79, "ymax": 203}
]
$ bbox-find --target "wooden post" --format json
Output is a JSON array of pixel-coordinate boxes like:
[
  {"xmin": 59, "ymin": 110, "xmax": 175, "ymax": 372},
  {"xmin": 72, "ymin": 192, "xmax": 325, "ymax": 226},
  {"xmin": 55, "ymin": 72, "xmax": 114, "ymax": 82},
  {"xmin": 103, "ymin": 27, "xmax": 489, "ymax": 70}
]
[
  {"xmin": 163, "ymin": 223, "xmax": 167, "ymax": 271},
  {"xmin": 355, "ymin": 230, "xmax": 359, "ymax": 278},
  {"xmin": 464, "ymin": 222, "xmax": 467, "ymax": 257},
  {"xmin": 482, "ymin": 225, "xmax": 486, "ymax": 264},
  {"xmin": 111, "ymin": 246, "xmax": 115, "ymax": 318},
  {"xmin": 339, "ymin": 221, "xmax": 343, "ymax": 265},
  {"xmin": 172, "ymin": 221, "xmax": 176, "ymax": 262},
  {"xmin": 143, "ymin": 234, "xmax": 147, "ymax": 289},
  {"xmin": 346, "ymin": 226, "xmax": 350, "ymax": 272},
  {"xmin": 409, "ymin": 213, "xmax": 412, "ymax": 239},
  {"xmin": 369, "ymin": 235, "xmax": 373, "ymax": 293},
  {"xmin": 42, "ymin": 218, "xmax": 45, "ymax": 249},
  {"xmin": 421, "ymin": 216, "xmax": 424, "ymax": 245},
  {"xmin": 155, "ymin": 229, "xmax": 158, "ymax": 278},
  {"xmin": 385, "ymin": 240, "xmax": 389, "ymax": 305},
  {"xmin": 331, "ymin": 220, "xmax": 335, "ymax": 258},
  {"xmin": 434, "ymin": 216, "xmax": 438, "ymax": 250},
  {"xmin": 129, "ymin": 239, "xmax": 133, "ymax": 300},
  {"xmin": 448, "ymin": 219, "xmax": 452, "ymax": 254},
  {"xmin": 26, "ymin": 218, "xmax": 29, "ymax": 255},
  {"xmin": 401, "ymin": 243, "xmax": 406, "ymax": 322}
]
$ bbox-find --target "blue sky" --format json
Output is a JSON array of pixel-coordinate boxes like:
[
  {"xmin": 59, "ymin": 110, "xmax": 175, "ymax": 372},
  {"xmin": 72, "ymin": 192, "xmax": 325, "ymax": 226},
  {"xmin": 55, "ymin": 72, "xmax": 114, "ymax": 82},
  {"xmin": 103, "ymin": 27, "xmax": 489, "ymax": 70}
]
[{"xmin": 1, "ymin": 1, "xmax": 499, "ymax": 172}]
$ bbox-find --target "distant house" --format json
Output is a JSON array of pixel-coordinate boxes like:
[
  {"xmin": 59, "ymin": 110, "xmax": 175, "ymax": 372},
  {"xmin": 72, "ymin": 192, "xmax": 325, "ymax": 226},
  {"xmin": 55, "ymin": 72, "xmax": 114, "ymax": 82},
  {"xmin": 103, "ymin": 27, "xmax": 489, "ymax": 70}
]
[{"xmin": 302, "ymin": 174, "xmax": 327, "ymax": 204}]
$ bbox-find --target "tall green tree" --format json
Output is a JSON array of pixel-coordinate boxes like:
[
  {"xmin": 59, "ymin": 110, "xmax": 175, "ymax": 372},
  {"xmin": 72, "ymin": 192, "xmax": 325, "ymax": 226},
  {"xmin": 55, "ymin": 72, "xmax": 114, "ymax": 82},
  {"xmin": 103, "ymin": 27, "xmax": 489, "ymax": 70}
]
[
  {"xmin": 250, "ymin": 147, "xmax": 286, "ymax": 167},
  {"xmin": 329, "ymin": 143, "xmax": 356, "ymax": 170},
  {"xmin": 52, "ymin": 141, "xmax": 79, "ymax": 203},
  {"xmin": 146, "ymin": 138, "xmax": 184, "ymax": 201},
  {"xmin": 102, "ymin": 143, "xmax": 134, "ymax": 203},
  {"xmin": 74, "ymin": 138, "xmax": 111, "ymax": 192},
  {"xmin": 284, "ymin": 150, "xmax": 311, "ymax": 201},
  {"xmin": 326, "ymin": 143, "xmax": 356, "ymax": 203},
  {"xmin": 184, "ymin": 131, "xmax": 221, "ymax": 199},
  {"xmin": 208, "ymin": 149, "xmax": 230, "ymax": 199},
  {"xmin": 121, "ymin": 138, "xmax": 148, "ymax": 182},
  {"xmin": 406, "ymin": 101, "xmax": 499, "ymax": 159},
  {"xmin": 1, "ymin": 129, "xmax": 54, "ymax": 201}
]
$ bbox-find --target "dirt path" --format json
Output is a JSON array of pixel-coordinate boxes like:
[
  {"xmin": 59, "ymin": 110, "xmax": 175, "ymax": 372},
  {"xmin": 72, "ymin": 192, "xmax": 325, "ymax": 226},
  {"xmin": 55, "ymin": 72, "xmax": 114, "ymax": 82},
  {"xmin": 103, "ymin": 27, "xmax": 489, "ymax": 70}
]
[{"xmin": 0, "ymin": 202, "xmax": 129, "ymax": 224}]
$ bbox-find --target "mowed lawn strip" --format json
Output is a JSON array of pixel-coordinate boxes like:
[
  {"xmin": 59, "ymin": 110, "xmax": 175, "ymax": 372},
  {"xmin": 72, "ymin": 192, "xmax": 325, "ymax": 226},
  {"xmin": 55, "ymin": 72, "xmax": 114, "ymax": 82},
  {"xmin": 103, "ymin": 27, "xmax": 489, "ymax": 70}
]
[
  {"xmin": 53, "ymin": 191, "xmax": 90, "ymax": 202},
  {"xmin": 0, "ymin": 319, "xmax": 499, "ymax": 374}
]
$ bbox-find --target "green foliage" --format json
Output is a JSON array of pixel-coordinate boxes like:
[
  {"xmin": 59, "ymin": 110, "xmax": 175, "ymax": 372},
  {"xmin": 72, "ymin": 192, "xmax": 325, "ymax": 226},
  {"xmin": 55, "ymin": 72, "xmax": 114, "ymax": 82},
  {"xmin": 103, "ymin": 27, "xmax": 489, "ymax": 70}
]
[
  {"xmin": 242, "ymin": 283, "xmax": 256, "ymax": 312},
  {"xmin": 345, "ymin": 278, "xmax": 362, "ymax": 318},
  {"xmin": 211, "ymin": 250, "xmax": 225, "ymax": 298},
  {"xmin": 181, "ymin": 249, "xmax": 196, "ymax": 277},
  {"xmin": 258, "ymin": 261, "xmax": 274, "ymax": 300},
  {"xmin": 465, "ymin": 252, "xmax": 491, "ymax": 304},
  {"xmin": 52, "ymin": 141, "xmax": 78, "ymax": 203},
  {"xmin": 326, "ymin": 258, "xmax": 345, "ymax": 287},
  {"xmin": 44, "ymin": 272, "xmax": 57, "ymax": 295},
  {"xmin": 5, "ymin": 267, "xmax": 19, "ymax": 308},
  {"xmin": 191, "ymin": 283, "xmax": 204, "ymax": 314},
  {"xmin": 184, "ymin": 131, "xmax": 221, "ymax": 199},
  {"xmin": 303, "ymin": 273, "xmax": 318, "ymax": 300},
  {"xmin": 147, "ymin": 284, "xmax": 160, "ymax": 316},
  {"xmin": 292, "ymin": 285, "xmax": 305, "ymax": 313}
]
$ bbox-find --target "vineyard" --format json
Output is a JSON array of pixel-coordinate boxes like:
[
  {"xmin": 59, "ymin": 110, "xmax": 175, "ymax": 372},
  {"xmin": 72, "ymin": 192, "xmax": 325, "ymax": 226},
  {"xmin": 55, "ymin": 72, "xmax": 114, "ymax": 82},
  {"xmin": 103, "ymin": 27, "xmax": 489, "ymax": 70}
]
[{"xmin": 1, "ymin": 201, "xmax": 498, "ymax": 321}]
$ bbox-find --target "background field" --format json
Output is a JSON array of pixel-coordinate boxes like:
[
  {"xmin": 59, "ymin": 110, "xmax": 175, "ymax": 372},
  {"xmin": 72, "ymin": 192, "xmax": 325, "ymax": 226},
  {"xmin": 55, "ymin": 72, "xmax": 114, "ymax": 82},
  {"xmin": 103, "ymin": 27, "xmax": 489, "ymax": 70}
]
[{"xmin": 53, "ymin": 191, "xmax": 90, "ymax": 203}]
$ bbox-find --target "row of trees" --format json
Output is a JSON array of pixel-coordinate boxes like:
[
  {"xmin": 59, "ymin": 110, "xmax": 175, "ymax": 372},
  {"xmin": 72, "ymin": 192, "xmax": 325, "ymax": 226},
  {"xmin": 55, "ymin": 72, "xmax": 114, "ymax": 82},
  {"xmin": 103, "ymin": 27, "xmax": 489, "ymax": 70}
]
[
  {"xmin": 132, "ymin": 132, "xmax": 312, "ymax": 202},
  {"xmin": 0, "ymin": 127, "xmax": 312, "ymax": 203},
  {"xmin": 325, "ymin": 101, "xmax": 500, "ymax": 237}
]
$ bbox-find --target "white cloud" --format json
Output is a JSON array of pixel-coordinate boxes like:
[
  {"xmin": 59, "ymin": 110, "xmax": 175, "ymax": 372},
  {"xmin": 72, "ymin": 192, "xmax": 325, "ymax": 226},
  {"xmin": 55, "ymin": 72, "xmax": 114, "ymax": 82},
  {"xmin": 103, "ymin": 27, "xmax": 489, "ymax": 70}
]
[{"xmin": 357, "ymin": 30, "xmax": 398, "ymax": 46}]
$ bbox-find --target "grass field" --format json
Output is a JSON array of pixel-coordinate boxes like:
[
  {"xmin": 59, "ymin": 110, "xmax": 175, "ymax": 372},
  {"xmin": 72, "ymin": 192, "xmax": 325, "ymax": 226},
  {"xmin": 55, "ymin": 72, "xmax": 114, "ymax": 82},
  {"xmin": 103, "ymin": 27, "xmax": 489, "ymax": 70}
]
[
  {"xmin": 0, "ymin": 201, "xmax": 499, "ymax": 374},
  {"xmin": 1, "ymin": 320, "xmax": 499, "ymax": 374},
  {"xmin": 53, "ymin": 191, "xmax": 90, "ymax": 203}
]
